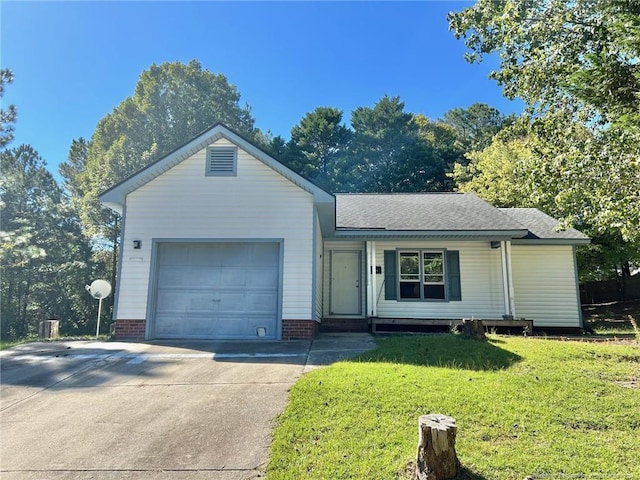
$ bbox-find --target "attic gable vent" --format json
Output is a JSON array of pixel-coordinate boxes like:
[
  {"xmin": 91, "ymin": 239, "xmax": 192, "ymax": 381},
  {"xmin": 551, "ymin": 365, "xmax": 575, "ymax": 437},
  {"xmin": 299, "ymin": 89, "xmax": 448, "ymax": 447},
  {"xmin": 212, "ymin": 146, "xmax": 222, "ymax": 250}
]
[{"xmin": 206, "ymin": 146, "xmax": 237, "ymax": 176}]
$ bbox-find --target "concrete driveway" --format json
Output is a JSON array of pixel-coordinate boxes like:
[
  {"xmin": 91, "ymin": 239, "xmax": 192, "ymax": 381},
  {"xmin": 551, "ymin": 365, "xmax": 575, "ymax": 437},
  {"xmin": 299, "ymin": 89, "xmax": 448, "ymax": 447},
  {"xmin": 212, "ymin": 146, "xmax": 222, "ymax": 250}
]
[{"xmin": 0, "ymin": 334, "xmax": 376, "ymax": 479}]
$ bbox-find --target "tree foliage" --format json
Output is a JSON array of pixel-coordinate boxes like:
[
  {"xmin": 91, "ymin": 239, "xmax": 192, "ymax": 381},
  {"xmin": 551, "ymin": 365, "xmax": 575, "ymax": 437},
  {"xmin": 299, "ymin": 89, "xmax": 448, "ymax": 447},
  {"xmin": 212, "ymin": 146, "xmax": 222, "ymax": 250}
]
[
  {"xmin": 452, "ymin": 131, "xmax": 531, "ymax": 208},
  {"xmin": 449, "ymin": 0, "xmax": 640, "ymax": 282},
  {"xmin": 0, "ymin": 69, "xmax": 17, "ymax": 148},
  {"xmin": 285, "ymin": 107, "xmax": 352, "ymax": 191},
  {"xmin": 0, "ymin": 146, "xmax": 99, "ymax": 339},
  {"xmin": 441, "ymin": 102, "xmax": 513, "ymax": 153}
]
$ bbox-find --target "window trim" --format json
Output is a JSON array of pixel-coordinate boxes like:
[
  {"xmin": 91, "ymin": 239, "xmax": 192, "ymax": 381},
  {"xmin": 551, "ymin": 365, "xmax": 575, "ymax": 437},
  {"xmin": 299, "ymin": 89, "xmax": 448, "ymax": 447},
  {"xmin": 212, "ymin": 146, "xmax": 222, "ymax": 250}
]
[
  {"xmin": 397, "ymin": 249, "xmax": 448, "ymax": 302},
  {"xmin": 205, "ymin": 146, "xmax": 237, "ymax": 177}
]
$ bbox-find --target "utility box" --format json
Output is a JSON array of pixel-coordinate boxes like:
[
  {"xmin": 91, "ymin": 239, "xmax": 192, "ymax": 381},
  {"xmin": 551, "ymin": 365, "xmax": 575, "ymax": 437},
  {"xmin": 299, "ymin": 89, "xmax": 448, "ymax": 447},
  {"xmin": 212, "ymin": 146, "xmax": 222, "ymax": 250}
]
[{"xmin": 40, "ymin": 319, "xmax": 60, "ymax": 339}]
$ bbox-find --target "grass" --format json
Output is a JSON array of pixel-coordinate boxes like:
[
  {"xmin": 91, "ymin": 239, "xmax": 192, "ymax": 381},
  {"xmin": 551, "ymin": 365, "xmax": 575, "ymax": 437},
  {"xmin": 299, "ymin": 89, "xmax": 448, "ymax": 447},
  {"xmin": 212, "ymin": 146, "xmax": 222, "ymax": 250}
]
[
  {"xmin": 0, "ymin": 334, "xmax": 111, "ymax": 350},
  {"xmin": 268, "ymin": 334, "xmax": 640, "ymax": 479}
]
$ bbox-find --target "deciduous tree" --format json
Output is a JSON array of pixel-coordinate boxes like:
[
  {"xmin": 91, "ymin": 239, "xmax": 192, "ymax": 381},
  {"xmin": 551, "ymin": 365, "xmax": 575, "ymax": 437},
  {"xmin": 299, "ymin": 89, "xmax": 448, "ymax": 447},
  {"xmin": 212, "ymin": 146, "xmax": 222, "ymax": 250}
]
[{"xmin": 449, "ymin": 0, "xmax": 640, "ymax": 282}]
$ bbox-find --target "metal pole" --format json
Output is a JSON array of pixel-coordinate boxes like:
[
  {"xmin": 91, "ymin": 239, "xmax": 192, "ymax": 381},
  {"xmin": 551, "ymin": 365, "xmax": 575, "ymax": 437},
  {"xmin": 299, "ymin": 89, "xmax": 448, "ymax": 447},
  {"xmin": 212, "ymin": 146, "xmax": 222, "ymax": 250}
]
[{"xmin": 96, "ymin": 297, "xmax": 103, "ymax": 337}]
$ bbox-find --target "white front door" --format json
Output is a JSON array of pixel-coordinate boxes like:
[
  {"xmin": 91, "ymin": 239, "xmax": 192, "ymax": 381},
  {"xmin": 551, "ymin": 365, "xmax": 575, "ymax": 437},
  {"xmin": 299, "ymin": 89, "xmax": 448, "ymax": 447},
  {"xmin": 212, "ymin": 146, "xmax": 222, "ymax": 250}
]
[{"xmin": 330, "ymin": 251, "xmax": 361, "ymax": 315}]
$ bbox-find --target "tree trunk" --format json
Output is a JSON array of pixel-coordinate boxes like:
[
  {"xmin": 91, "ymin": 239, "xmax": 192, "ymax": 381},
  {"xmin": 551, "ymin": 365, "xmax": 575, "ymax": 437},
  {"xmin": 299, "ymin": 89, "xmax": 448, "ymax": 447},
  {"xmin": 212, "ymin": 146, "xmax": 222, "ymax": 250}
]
[
  {"xmin": 416, "ymin": 414, "xmax": 460, "ymax": 480},
  {"xmin": 462, "ymin": 318, "xmax": 485, "ymax": 339}
]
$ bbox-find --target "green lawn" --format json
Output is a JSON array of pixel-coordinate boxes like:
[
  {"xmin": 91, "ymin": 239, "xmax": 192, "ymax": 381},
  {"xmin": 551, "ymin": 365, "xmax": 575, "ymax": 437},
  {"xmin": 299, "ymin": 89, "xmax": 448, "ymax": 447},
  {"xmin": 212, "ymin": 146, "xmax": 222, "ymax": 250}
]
[{"xmin": 268, "ymin": 334, "xmax": 640, "ymax": 479}]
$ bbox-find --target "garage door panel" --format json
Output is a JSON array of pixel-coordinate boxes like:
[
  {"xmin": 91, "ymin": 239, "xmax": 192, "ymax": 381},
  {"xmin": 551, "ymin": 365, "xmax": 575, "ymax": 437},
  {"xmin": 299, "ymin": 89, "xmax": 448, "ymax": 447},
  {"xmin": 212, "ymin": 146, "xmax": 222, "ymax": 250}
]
[
  {"xmin": 156, "ymin": 267, "xmax": 191, "ymax": 287},
  {"xmin": 218, "ymin": 292, "xmax": 247, "ymax": 311},
  {"xmin": 153, "ymin": 243, "xmax": 279, "ymax": 340},
  {"xmin": 247, "ymin": 293, "xmax": 278, "ymax": 313},
  {"xmin": 249, "ymin": 268, "xmax": 278, "ymax": 287},
  {"xmin": 189, "ymin": 245, "xmax": 224, "ymax": 266},
  {"xmin": 220, "ymin": 267, "xmax": 248, "ymax": 287},
  {"xmin": 251, "ymin": 244, "xmax": 280, "ymax": 265},
  {"xmin": 189, "ymin": 293, "xmax": 217, "ymax": 312},
  {"xmin": 246, "ymin": 315, "xmax": 277, "ymax": 339},
  {"xmin": 155, "ymin": 314, "xmax": 185, "ymax": 337},
  {"xmin": 156, "ymin": 292, "xmax": 190, "ymax": 312},
  {"xmin": 160, "ymin": 246, "xmax": 190, "ymax": 266},
  {"xmin": 215, "ymin": 314, "xmax": 250, "ymax": 337},
  {"xmin": 218, "ymin": 245, "xmax": 252, "ymax": 266},
  {"xmin": 158, "ymin": 266, "xmax": 222, "ymax": 288},
  {"xmin": 195, "ymin": 268, "xmax": 222, "ymax": 287}
]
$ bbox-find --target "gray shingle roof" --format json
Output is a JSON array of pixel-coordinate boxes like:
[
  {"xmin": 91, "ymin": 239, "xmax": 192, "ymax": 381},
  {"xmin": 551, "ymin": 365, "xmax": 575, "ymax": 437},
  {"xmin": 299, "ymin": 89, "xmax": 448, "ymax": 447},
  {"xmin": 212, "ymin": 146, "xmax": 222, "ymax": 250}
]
[
  {"xmin": 335, "ymin": 193, "xmax": 526, "ymax": 232},
  {"xmin": 498, "ymin": 208, "xmax": 589, "ymax": 241}
]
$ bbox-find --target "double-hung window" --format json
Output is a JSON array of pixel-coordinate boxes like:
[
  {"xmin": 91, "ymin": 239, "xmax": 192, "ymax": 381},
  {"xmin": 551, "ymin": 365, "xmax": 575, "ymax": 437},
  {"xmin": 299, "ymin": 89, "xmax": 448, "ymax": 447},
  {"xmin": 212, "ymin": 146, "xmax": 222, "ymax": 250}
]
[{"xmin": 398, "ymin": 250, "xmax": 446, "ymax": 300}]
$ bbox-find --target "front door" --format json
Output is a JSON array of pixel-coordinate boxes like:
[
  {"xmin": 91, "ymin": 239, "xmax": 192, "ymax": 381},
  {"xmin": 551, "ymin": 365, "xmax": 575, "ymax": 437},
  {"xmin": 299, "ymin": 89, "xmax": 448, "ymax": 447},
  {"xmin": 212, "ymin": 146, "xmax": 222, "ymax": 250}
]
[{"xmin": 330, "ymin": 251, "xmax": 361, "ymax": 315}]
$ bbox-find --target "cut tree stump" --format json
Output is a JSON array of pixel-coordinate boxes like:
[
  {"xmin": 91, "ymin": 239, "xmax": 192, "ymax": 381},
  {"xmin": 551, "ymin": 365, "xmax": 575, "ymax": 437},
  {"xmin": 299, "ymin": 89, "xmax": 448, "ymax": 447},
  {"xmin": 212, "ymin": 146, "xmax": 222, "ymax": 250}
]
[
  {"xmin": 39, "ymin": 319, "xmax": 59, "ymax": 339},
  {"xmin": 416, "ymin": 414, "xmax": 460, "ymax": 480},
  {"xmin": 462, "ymin": 318, "xmax": 485, "ymax": 339}
]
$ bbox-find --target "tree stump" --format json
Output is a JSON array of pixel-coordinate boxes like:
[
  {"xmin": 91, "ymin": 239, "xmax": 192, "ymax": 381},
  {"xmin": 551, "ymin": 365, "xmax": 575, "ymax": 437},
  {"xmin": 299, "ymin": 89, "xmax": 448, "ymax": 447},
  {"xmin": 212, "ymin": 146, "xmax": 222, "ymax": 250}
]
[
  {"xmin": 416, "ymin": 414, "xmax": 460, "ymax": 480},
  {"xmin": 462, "ymin": 318, "xmax": 485, "ymax": 339},
  {"xmin": 39, "ymin": 319, "xmax": 60, "ymax": 339}
]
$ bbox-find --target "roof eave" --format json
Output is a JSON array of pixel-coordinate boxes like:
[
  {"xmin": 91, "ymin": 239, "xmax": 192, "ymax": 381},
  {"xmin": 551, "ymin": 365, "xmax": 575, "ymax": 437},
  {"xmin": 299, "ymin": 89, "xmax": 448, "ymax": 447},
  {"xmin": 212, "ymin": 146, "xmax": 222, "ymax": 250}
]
[
  {"xmin": 331, "ymin": 229, "xmax": 529, "ymax": 239},
  {"xmin": 511, "ymin": 238, "xmax": 591, "ymax": 245}
]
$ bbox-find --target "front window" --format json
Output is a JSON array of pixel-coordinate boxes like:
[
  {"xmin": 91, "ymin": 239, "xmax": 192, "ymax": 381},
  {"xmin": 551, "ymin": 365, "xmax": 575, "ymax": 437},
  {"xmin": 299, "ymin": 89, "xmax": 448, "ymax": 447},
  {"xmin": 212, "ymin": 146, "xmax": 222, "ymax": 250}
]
[{"xmin": 399, "ymin": 250, "xmax": 445, "ymax": 300}]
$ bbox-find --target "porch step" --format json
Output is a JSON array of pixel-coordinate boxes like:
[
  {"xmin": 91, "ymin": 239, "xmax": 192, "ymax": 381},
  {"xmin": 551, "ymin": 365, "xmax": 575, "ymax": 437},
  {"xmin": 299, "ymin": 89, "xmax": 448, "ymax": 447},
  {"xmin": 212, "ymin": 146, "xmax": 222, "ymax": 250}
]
[{"xmin": 320, "ymin": 318, "xmax": 370, "ymax": 333}]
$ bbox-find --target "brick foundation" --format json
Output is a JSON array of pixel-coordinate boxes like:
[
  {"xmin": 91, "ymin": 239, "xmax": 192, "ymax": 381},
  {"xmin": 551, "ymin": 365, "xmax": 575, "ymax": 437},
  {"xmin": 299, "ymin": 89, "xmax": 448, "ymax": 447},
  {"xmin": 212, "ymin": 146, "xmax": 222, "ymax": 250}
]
[
  {"xmin": 113, "ymin": 319, "xmax": 146, "ymax": 340},
  {"xmin": 281, "ymin": 319, "xmax": 319, "ymax": 340}
]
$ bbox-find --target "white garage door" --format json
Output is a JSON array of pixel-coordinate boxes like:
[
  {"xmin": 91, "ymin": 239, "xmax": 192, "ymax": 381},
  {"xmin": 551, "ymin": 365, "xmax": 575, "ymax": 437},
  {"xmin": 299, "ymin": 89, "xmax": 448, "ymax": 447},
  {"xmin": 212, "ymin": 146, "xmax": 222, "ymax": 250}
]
[{"xmin": 153, "ymin": 243, "xmax": 280, "ymax": 339}]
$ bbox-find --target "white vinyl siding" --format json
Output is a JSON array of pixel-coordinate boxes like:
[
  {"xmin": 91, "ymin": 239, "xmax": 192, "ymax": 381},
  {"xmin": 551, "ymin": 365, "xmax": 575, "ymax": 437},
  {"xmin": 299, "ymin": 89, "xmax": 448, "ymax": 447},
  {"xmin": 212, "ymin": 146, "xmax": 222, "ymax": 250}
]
[
  {"xmin": 323, "ymin": 240, "xmax": 366, "ymax": 317},
  {"xmin": 376, "ymin": 240, "xmax": 505, "ymax": 319},
  {"xmin": 511, "ymin": 245, "xmax": 581, "ymax": 327},
  {"xmin": 116, "ymin": 137, "xmax": 314, "ymax": 326}
]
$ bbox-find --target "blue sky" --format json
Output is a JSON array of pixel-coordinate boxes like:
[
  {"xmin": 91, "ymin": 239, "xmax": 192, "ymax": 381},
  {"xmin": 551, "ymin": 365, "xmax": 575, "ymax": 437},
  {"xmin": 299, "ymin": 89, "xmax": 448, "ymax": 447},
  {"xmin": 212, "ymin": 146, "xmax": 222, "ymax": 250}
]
[{"xmin": 1, "ymin": 1, "xmax": 523, "ymax": 179}]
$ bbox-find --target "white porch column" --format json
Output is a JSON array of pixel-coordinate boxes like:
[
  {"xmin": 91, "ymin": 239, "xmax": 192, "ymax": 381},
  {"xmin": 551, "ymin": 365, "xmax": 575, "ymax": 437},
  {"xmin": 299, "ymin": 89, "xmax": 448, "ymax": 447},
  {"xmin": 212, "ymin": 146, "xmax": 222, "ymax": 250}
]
[
  {"xmin": 370, "ymin": 241, "xmax": 377, "ymax": 317},
  {"xmin": 500, "ymin": 240, "xmax": 516, "ymax": 317},
  {"xmin": 505, "ymin": 240, "xmax": 516, "ymax": 317},
  {"xmin": 365, "ymin": 241, "xmax": 374, "ymax": 317}
]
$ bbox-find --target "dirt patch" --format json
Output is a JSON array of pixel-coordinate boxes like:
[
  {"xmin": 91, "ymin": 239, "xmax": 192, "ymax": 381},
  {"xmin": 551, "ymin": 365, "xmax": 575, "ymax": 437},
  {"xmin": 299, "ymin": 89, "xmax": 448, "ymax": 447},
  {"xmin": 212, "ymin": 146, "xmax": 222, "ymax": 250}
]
[
  {"xmin": 582, "ymin": 299, "xmax": 640, "ymax": 334},
  {"xmin": 616, "ymin": 380, "xmax": 639, "ymax": 389},
  {"xmin": 582, "ymin": 299, "xmax": 640, "ymax": 321}
]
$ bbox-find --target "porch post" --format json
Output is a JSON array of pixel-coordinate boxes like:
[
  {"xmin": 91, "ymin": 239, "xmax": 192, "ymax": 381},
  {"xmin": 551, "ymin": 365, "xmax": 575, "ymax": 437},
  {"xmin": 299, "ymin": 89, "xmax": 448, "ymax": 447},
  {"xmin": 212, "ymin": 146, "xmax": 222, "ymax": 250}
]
[
  {"xmin": 366, "ymin": 241, "xmax": 374, "ymax": 317},
  {"xmin": 505, "ymin": 240, "xmax": 516, "ymax": 317},
  {"xmin": 370, "ymin": 241, "xmax": 377, "ymax": 317},
  {"xmin": 500, "ymin": 240, "xmax": 516, "ymax": 317}
]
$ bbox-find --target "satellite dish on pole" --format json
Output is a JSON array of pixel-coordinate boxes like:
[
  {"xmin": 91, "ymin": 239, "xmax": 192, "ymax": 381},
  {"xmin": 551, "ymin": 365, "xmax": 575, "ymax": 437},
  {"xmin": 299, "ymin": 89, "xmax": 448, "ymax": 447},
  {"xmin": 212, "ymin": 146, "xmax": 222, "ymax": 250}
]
[
  {"xmin": 85, "ymin": 280, "xmax": 112, "ymax": 337},
  {"xmin": 87, "ymin": 280, "xmax": 112, "ymax": 299}
]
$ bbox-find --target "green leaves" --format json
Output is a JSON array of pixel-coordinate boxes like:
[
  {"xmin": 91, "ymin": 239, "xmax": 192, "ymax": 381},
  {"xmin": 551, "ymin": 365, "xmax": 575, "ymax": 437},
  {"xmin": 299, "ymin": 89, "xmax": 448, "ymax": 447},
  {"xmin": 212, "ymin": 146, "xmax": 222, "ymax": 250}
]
[
  {"xmin": 0, "ymin": 69, "xmax": 17, "ymax": 148},
  {"xmin": 0, "ymin": 145, "xmax": 96, "ymax": 339},
  {"xmin": 449, "ymin": 0, "xmax": 640, "ymax": 279}
]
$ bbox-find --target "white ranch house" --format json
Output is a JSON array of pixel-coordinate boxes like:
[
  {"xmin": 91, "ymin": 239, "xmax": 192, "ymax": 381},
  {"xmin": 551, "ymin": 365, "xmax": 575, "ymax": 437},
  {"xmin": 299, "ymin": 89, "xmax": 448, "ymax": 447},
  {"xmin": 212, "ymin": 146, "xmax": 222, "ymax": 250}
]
[{"xmin": 100, "ymin": 124, "xmax": 589, "ymax": 340}]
